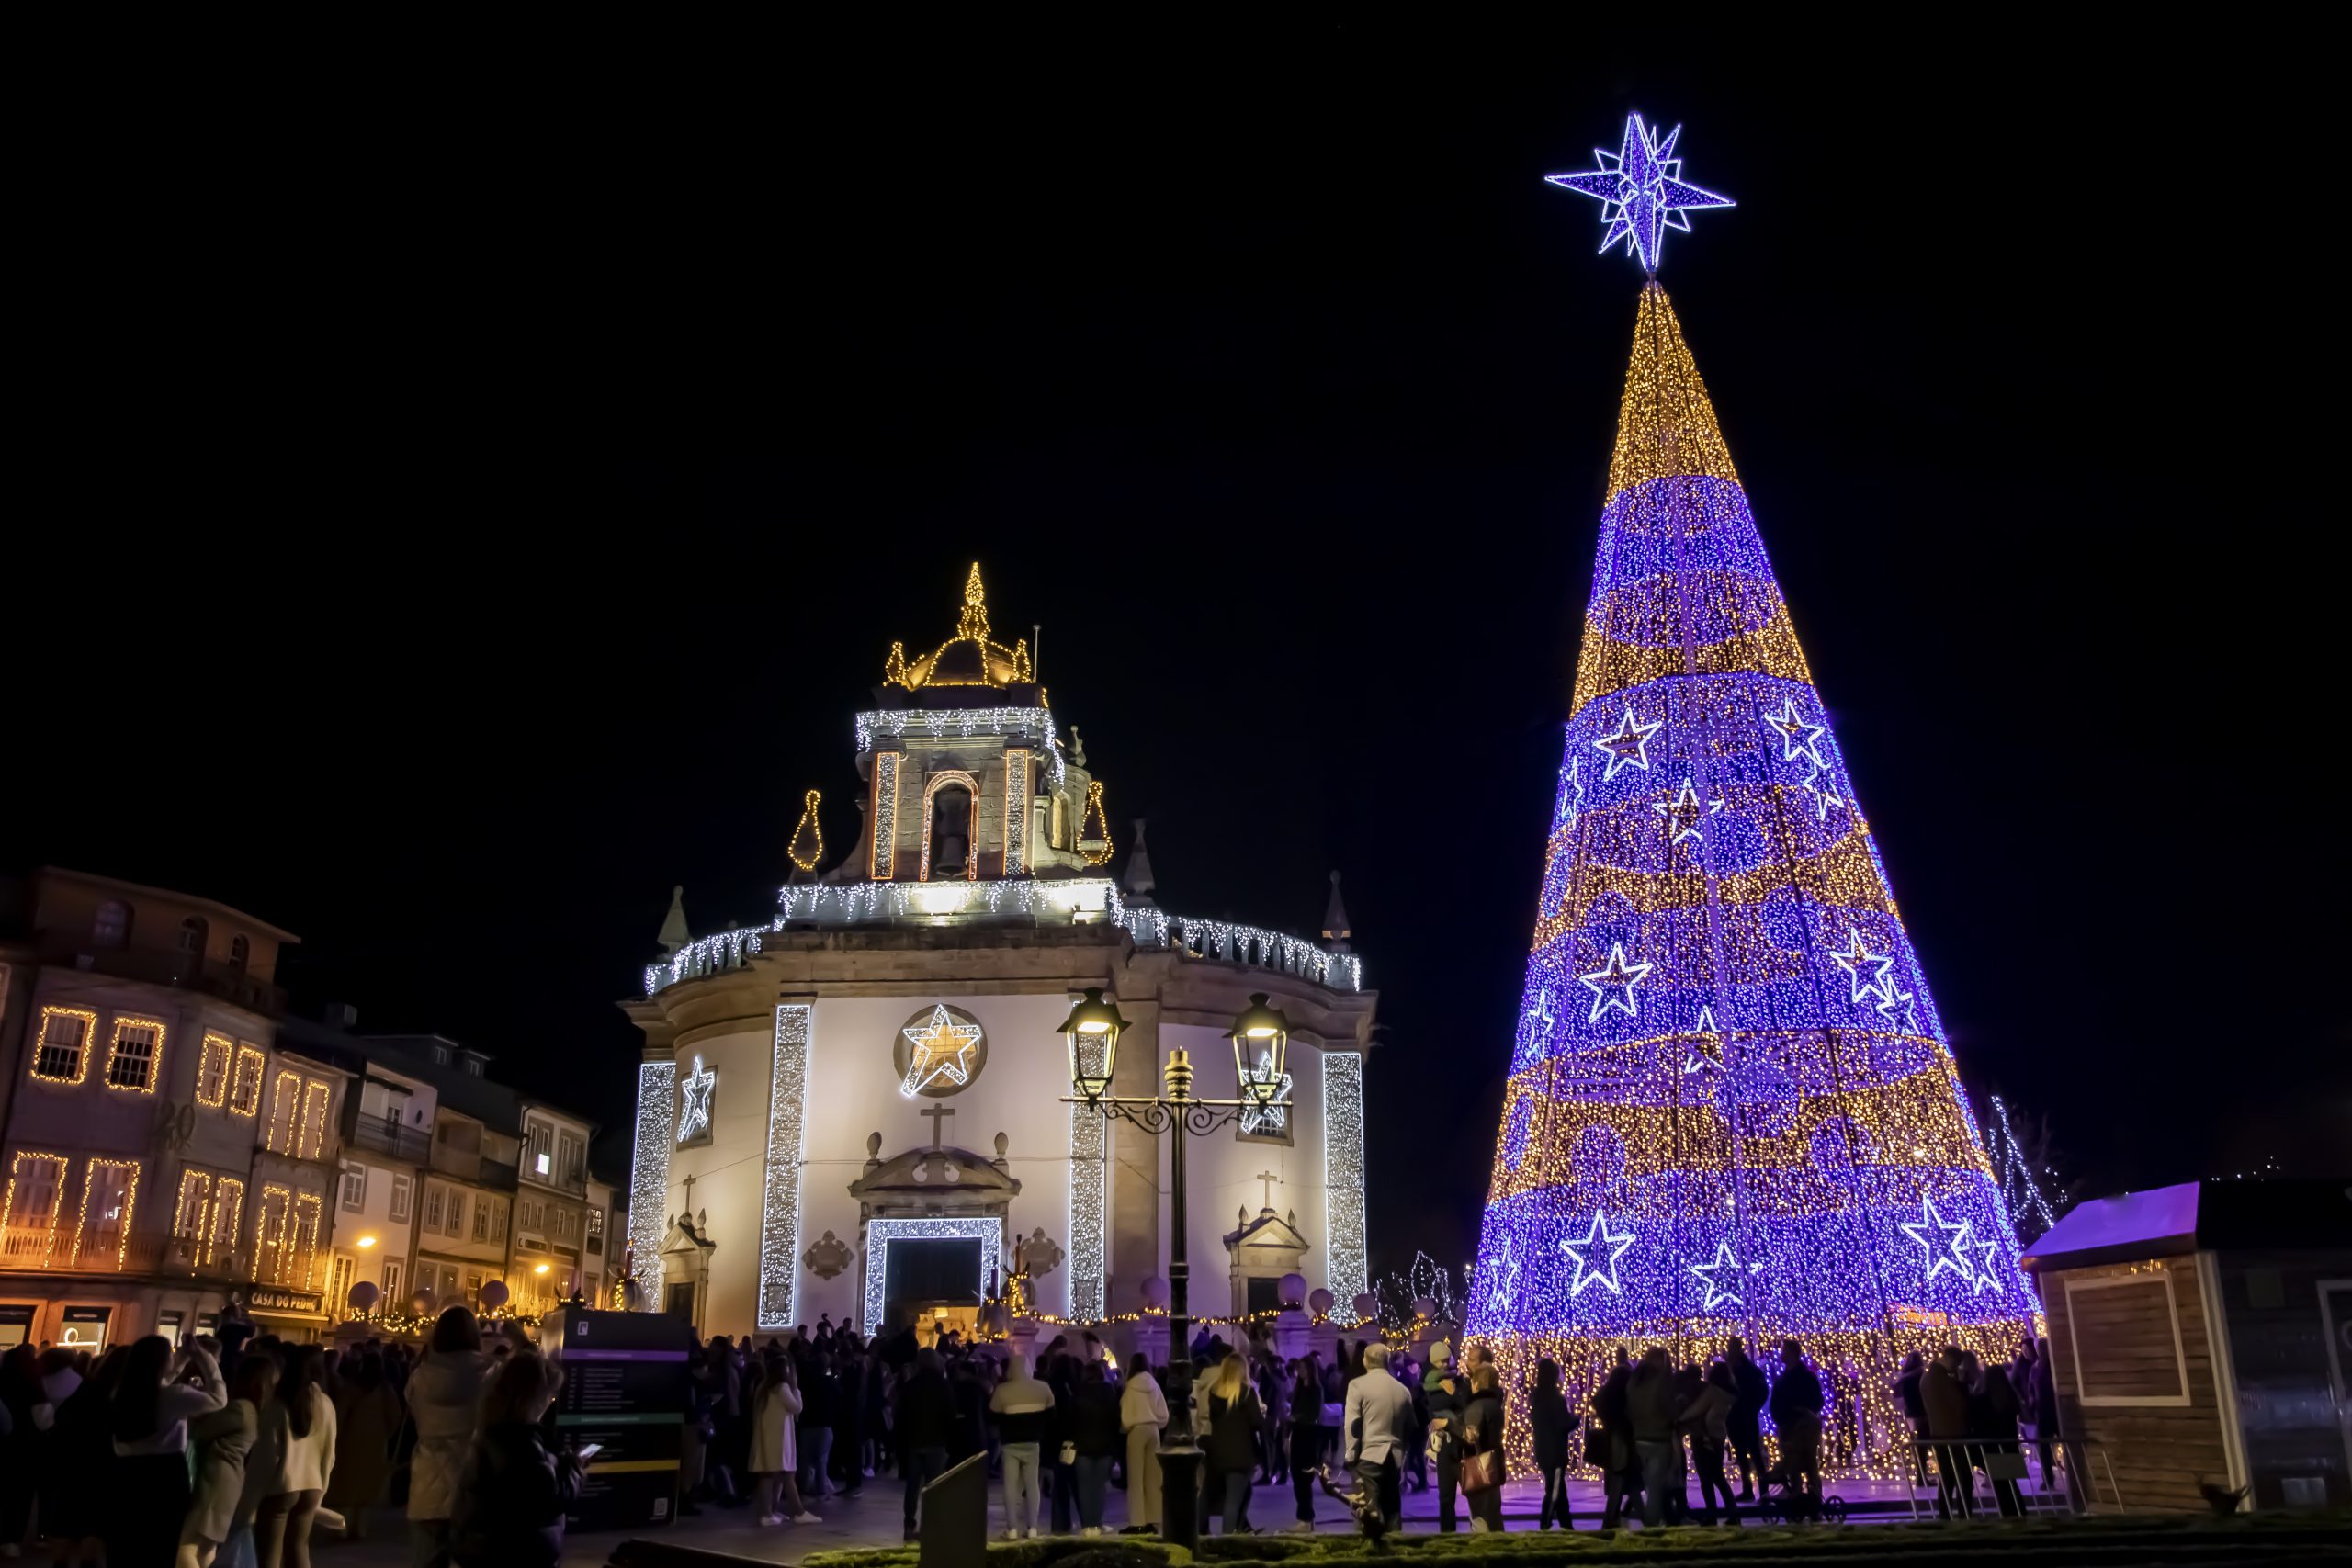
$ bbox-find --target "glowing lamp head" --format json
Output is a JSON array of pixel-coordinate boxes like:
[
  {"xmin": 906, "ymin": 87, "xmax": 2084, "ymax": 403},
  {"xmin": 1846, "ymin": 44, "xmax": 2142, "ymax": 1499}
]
[
  {"xmin": 534, "ymin": 1263, "xmax": 551, "ymax": 1276},
  {"xmin": 356, "ymin": 1235, "xmax": 377, "ymax": 1249},
  {"xmin": 1226, "ymin": 993, "xmax": 1292, "ymax": 1110},
  {"xmin": 1057, "ymin": 987, "xmax": 1128, "ymax": 1104}
]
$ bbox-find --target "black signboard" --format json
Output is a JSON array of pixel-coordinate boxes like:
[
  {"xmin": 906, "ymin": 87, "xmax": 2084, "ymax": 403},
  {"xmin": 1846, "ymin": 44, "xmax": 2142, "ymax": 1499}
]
[
  {"xmin": 250, "ymin": 1287, "xmax": 323, "ymax": 1314},
  {"xmin": 548, "ymin": 1307, "xmax": 694, "ymax": 1532},
  {"xmin": 0, "ymin": 1304, "xmax": 33, "ymax": 1351}
]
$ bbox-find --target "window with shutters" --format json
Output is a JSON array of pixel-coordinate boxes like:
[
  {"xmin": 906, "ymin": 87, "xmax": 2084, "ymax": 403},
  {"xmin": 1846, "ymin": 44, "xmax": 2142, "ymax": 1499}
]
[
  {"xmin": 104, "ymin": 1018, "xmax": 167, "ymax": 1093},
  {"xmin": 31, "ymin": 1008, "xmax": 97, "ymax": 1084},
  {"xmin": 196, "ymin": 1034, "xmax": 233, "ymax": 1108}
]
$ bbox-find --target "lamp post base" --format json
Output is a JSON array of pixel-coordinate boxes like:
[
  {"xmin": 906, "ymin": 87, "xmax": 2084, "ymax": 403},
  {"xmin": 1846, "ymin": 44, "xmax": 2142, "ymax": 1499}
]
[{"xmin": 1157, "ymin": 1441, "xmax": 1202, "ymax": 1551}]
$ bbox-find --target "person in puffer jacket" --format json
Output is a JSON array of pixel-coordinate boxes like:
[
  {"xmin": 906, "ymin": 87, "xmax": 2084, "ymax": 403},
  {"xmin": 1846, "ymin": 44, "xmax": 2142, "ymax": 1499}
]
[{"xmin": 405, "ymin": 1309, "xmax": 498, "ymax": 1568}]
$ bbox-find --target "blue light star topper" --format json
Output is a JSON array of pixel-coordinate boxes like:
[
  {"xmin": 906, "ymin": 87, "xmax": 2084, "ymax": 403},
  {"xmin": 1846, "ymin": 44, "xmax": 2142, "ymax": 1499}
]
[{"xmin": 1547, "ymin": 114, "xmax": 1734, "ymax": 272}]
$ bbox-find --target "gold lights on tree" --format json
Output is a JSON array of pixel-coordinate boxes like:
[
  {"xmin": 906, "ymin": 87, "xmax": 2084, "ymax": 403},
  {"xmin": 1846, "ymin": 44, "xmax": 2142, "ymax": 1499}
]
[
  {"xmin": 884, "ymin": 641, "xmax": 910, "ymax": 686},
  {"xmin": 788, "ymin": 789, "xmax": 824, "ymax": 871}
]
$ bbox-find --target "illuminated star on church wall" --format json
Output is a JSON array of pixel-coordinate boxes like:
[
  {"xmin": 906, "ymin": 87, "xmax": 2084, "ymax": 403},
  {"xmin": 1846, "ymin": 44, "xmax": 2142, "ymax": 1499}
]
[
  {"xmin": 676, "ymin": 1055, "xmax": 716, "ymax": 1143},
  {"xmin": 1546, "ymin": 114, "xmax": 1735, "ymax": 272},
  {"xmin": 899, "ymin": 1005, "xmax": 983, "ymax": 1097}
]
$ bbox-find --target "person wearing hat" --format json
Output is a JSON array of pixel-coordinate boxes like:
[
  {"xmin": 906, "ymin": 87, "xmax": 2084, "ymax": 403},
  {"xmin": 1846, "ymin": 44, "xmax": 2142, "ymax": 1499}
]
[{"xmin": 1420, "ymin": 1341, "xmax": 1463, "ymax": 1532}]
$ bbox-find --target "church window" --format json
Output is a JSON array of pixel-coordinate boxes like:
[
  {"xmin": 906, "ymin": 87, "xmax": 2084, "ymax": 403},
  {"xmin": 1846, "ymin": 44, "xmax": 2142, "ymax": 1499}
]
[{"xmin": 919, "ymin": 772, "xmax": 980, "ymax": 881}]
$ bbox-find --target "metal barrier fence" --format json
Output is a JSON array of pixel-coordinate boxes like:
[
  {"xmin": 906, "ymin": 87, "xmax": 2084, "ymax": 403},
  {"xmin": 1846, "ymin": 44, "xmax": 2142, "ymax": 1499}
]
[{"xmin": 1899, "ymin": 1437, "xmax": 2119, "ymax": 1521}]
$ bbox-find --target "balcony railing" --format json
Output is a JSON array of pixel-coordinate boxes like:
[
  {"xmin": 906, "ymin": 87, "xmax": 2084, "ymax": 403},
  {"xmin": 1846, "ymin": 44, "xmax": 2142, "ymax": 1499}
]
[
  {"xmin": 37, "ymin": 945, "xmax": 288, "ymax": 1016},
  {"xmin": 349, "ymin": 1121, "xmax": 432, "ymax": 1163},
  {"xmin": 2, "ymin": 1226, "xmax": 248, "ymax": 1280}
]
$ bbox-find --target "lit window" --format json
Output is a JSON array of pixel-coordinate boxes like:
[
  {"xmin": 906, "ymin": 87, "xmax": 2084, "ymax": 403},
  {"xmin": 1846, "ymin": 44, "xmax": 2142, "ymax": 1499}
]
[
  {"xmin": 266, "ymin": 1071, "xmax": 301, "ymax": 1154},
  {"xmin": 492, "ymin": 1203, "xmax": 507, "ymax": 1241},
  {"xmin": 195, "ymin": 1034, "xmax": 233, "ymax": 1108},
  {"xmin": 229, "ymin": 1047, "xmax": 266, "ymax": 1117},
  {"xmin": 252, "ymin": 1185, "xmax": 292, "ymax": 1283},
  {"xmin": 175, "ymin": 1169, "xmax": 213, "ymax": 1238},
  {"xmin": 2, "ymin": 1151, "xmax": 70, "ymax": 1266},
  {"xmin": 298, "ymin": 1080, "xmax": 331, "ymax": 1160},
  {"xmin": 291, "ymin": 1192, "xmax": 323, "ymax": 1288},
  {"xmin": 586, "ymin": 1208, "xmax": 605, "ymax": 1237},
  {"xmin": 424, "ymin": 1186, "xmax": 444, "ymax": 1229},
  {"xmin": 104, "ymin": 1017, "xmax": 167, "ymax": 1094},
  {"xmin": 30, "ymin": 1008, "xmax": 97, "ymax": 1084},
  {"xmin": 206, "ymin": 1178, "xmax": 244, "ymax": 1268},
  {"xmin": 72, "ymin": 1158, "xmax": 141, "ymax": 1270},
  {"xmin": 92, "ymin": 900, "xmax": 132, "ymax": 950}
]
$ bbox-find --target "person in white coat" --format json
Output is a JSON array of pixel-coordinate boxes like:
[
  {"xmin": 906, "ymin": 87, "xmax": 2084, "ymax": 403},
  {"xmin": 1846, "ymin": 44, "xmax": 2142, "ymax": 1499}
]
[
  {"xmin": 405, "ymin": 1309, "xmax": 500, "ymax": 1568},
  {"xmin": 256, "ymin": 1346, "xmax": 337, "ymax": 1568},
  {"xmin": 1120, "ymin": 1353, "xmax": 1169, "ymax": 1533},
  {"xmin": 749, "ymin": 1353, "xmax": 819, "ymax": 1525}
]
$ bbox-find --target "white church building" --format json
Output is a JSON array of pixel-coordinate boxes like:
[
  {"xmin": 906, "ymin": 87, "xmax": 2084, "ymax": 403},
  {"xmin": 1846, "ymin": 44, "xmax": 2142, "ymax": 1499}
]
[{"xmin": 623, "ymin": 567, "xmax": 1378, "ymax": 1342}]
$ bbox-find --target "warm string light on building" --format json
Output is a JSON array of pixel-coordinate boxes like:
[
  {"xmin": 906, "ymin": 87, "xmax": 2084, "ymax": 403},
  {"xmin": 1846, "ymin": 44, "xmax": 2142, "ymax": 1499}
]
[
  {"xmin": 1078, "ymin": 780, "xmax": 1113, "ymax": 865},
  {"xmin": 30, "ymin": 1006, "xmax": 99, "ymax": 1085},
  {"xmin": 196, "ymin": 1032, "xmax": 234, "ymax": 1108},
  {"xmin": 3, "ymin": 1151, "xmax": 70, "ymax": 1266},
  {"xmin": 755, "ymin": 1005, "xmax": 812, "ymax": 1330},
  {"xmin": 102, "ymin": 1016, "xmax": 167, "ymax": 1093},
  {"xmin": 230, "ymin": 1046, "xmax": 266, "ymax": 1117},
  {"xmin": 70, "ymin": 1157, "xmax": 141, "ymax": 1270},
  {"xmin": 1464, "ymin": 137, "xmax": 2040, "ymax": 1481},
  {"xmin": 787, "ymin": 790, "xmax": 825, "ymax": 872},
  {"xmin": 205, "ymin": 1177, "xmax": 243, "ymax": 1269}
]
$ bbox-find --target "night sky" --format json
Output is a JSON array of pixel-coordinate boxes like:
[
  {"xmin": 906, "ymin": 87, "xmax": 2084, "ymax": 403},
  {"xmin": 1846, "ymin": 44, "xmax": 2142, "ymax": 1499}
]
[{"xmin": 15, "ymin": 26, "xmax": 2342, "ymax": 1280}]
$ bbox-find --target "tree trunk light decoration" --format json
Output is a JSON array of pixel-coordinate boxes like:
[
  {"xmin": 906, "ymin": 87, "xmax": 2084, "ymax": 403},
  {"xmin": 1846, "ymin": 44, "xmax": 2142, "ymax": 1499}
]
[
  {"xmin": 757, "ymin": 1003, "xmax": 813, "ymax": 1330},
  {"xmin": 1321, "ymin": 1053, "xmax": 1369, "ymax": 1322},
  {"xmin": 628, "ymin": 1060, "xmax": 677, "ymax": 1312},
  {"xmin": 1464, "ymin": 254, "xmax": 2041, "ymax": 1478},
  {"xmin": 787, "ymin": 790, "xmax": 824, "ymax": 872}
]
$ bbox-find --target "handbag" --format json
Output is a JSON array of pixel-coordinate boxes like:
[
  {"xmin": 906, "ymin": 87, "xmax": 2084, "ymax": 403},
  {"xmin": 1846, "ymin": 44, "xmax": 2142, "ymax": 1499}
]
[
  {"xmin": 1581, "ymin": 1423, "xmax": 1609, "ymax": 1468},
  {"xmin": 1459, "ymin": 1447, "xmax": 1500, "ymax": 1494}
]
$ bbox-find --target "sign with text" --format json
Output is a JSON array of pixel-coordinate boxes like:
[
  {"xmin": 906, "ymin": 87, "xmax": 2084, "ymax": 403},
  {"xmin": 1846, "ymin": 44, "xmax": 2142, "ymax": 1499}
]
[
  {"xmin": 250, "ymin": 1287, "xmax": 324, "ymax": 1314},
  {"xmin": 548, "ymin": 1307, "xmax": 694, "ymax": 1532}
]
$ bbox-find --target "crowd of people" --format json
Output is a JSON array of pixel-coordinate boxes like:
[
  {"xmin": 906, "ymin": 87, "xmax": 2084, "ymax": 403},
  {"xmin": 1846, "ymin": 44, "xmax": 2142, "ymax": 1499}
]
[{"xmin": 0, "ymin": 1303, "xmax": 581, "ymax": 1568}]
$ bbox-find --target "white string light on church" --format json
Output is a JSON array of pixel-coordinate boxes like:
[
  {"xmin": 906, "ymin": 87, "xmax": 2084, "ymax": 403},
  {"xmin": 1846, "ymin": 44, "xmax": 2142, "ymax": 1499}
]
[
  {"xmin": 1322, "ymin": 1052, "xmax": 1369, "ymax": 1323},
  {"xmin": 628, "ymin": 1061, "xmax": 676, "ymax": 1310},
  {"xmin": 757, "ymin": 1004, "xmax": 813, "ymax": 1331},
  {"xmin": 1067, "ymin": 1033, "xmax": 1109, "ymax": 1322}
]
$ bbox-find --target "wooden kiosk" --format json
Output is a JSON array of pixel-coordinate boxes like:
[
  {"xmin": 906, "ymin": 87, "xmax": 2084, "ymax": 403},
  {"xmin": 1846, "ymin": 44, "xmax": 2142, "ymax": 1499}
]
[{"xmin": 2021, "ymin": 1179, "xmax": 2352, "ymax": 1514}]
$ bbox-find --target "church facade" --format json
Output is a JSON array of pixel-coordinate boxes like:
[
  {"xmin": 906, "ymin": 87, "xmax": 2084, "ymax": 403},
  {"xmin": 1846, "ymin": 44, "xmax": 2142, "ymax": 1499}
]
[{"xmin": 623, "ymin": 568, "xmax": 1377, "ymax": 1340}]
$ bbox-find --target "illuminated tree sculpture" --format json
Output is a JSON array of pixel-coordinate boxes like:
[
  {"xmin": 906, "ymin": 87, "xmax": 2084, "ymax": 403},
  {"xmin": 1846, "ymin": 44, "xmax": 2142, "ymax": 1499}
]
[{"xmin": 1466, "ymin": 124, "xmax": 2039, "ymax": 1477}]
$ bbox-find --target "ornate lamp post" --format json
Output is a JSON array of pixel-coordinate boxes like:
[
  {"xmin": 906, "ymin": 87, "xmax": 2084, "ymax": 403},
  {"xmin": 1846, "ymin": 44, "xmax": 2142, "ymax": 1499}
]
[{"xmin": 1059, "ymin": 987, "xmax": 1291, "ymax": 1551}]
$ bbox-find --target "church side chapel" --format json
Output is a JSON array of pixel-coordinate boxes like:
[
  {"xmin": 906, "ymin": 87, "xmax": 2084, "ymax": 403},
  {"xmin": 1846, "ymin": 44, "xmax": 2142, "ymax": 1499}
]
[{"xmin": 623, "ymin": 566, "xmax": 1377, "ymax": 1348}]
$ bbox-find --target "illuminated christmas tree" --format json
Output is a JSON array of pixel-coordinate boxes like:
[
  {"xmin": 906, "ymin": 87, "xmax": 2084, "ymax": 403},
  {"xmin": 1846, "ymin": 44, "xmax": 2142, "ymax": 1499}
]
[{"xmin": 1464, "ymin": 117, "xmax": 2038, "ymax": 1475}]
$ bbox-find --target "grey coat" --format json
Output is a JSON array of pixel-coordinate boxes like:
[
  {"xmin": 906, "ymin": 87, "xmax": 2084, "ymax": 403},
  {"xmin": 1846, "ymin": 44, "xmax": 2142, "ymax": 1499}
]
[{"xmin": 183, "ymin": 1398, "xmax": 259, "ymax": 1547}]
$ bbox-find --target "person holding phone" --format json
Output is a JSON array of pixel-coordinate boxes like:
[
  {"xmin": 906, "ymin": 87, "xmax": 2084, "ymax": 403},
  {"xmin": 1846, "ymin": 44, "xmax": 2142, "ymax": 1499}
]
[{"xmin": 449, "ymin": 1351, "xmax": 580, "ymax": 1568}]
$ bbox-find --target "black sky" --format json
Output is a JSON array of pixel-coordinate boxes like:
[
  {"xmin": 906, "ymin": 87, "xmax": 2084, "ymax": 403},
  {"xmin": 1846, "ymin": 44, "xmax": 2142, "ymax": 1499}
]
[{"xmin": 14, "ymin": 24, "xmax": 2344, "ymax": 1278}]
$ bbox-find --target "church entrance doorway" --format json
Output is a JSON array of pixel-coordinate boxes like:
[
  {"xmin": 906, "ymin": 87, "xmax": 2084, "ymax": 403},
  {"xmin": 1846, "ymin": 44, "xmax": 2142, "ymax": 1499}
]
[{"xmin": 860, "ymin": 1217, "xmax": 1001, "ymax": 1337}]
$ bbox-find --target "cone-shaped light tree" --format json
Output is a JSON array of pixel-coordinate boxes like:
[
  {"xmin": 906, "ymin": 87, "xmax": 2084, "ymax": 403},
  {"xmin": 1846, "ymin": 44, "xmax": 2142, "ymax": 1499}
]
[{"xmin": 1466, "ymin": 121, "xmax": 2038, "ymax": 1477}]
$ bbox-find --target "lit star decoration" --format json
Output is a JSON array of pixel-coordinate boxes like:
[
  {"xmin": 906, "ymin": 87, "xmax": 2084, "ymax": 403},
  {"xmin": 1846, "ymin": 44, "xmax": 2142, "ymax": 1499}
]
[
  {"xmin": 1578, "ymin": 942, "xmax": 1653, "ymax": 1024},
  {"xmin": 675, "ymin": 1055, "xmax": 716, "ymax": 1144},
  {"xmin": 1546, "ymin": 114, "xmax": 1735, "ymax": 273},
  {"xmin": 1463, "ymin": 254, "xmax": 2041, "ymax": 1478},
  {"xmin": 1764, "ymin": 697, "xmax": 1830, "ymax": 769},
  {"xmin": 899, "ymin": 1005, "xmax": 983, "ymax": 1097},
  {"xmin": 1238, "ymin": 1051, "xmax": 1294, "ymax": 1136},
  {"xmin": 1488, "ymin": 1233, "xmax": 1521, "ymax": 1312},
  {"xmin": 1592, "ymin": 707, "xmax": 1662, "ymax": 780},
  {"xmin": 1901, "ymin": 1194, "xmax": 1979, "ymax": 1288},
  {"xmin": 1652, "ymin": 776, "xmax": 1722, "ymax": 846},
  {"xmin": 1827, "ymin": 927, "xmax": 1898, "ymax": 1005},
  {"xmin": 1686, "ymin": 1240, "xmax": 1745, "ymax": 1310},
  {"xmin": 1561, "ymin": 1209, "xmax": 1636, "ymax": 1298}
]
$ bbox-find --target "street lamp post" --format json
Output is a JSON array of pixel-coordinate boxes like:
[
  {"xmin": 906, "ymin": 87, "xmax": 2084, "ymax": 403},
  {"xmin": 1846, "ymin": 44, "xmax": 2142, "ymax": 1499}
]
[{"xmin": 1058, "ymin": 987, "xmax": 1292, "ymax": 1554}]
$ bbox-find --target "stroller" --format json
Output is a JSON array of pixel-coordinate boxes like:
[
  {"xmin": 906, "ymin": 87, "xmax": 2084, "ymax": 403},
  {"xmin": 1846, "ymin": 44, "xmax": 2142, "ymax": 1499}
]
[{"xmin": 1752, "ymin": 1462, "xmax": 1848, "ymax": 1525}]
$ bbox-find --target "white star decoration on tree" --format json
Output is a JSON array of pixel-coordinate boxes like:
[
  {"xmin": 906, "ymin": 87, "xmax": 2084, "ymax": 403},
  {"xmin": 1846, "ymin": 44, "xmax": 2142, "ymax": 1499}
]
[
  {"xmin": 1653, "ymin": 777, "xmax": 1724, "ymax": 847},
  {"xmin": 1763, "ymin": 697, "xmax": 1830, "ymax": 770},
  {"xmin": 1487, "ymin": 1234, "xmax": 1521, "ymax": 1313},
  {"xmin": 1682, "ymin": 1004, "xmax": 1724, "ymax": 1076},
  {"xmin": 1592, "ymin": 707, "xmax": 1662, "ymax": 781},
  {"xmin": 675, "ymin": 1055, "xmax": 716, "ymax": 1144},
  {"xmin": 1827, "ymin": 926, "xmax": 1898, "ymax": 1005},
  {"xmin": 899, "ymin": 1005, "xmax": 983, "ymax": 1097},
  {"xmin": 1973, "ymin": 1237, "xmax": 2005, "ymax": 1295},
  {"xmin": 1556, "ymin": 756, "xmax": 1584, "ymax": 829},
  {"xmin": 1795, "ymin": 759, "xmax": 1847, "ymax": 823},
  {"xmin": 1901, "ymin": 1193, "xmax": 1979, "ymax": 1287},
  {"xmin": 1545, "ymin": 114, "xmax": 1735, "ymax": 273},
  {"xmin": 1686, "ymin": 1240, "xmax": 1745, "ymax": 1310},
  {"xmin": 1578, "ymin": 942, "xmax": 1652, "ymax": 1023},
  {"xmin": 1875, "ymin": 986, "xmax": 1922, "ymax": 1034},
  {"xmin": 1562, "ymin": 1209, "xmax": 1637, "ymax": 1297}
]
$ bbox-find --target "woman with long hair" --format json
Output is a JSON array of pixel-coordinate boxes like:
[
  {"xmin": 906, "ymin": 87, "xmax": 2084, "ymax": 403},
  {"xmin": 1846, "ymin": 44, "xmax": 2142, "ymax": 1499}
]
[
  {"xmin": 324, "ymin": 1350, "xmax": 402, "ymax": 1540},
  {"xmin": 1284, "ymin": 1356, "xmax": 1329, "ymax": 1533},
  {"xmin": 185, "ymin": 1351, "xmax": 279, "ymax": 1568},
  {"xmin": 448, "ymin": 1353, "xmax": 580, "ymax": 1568},
  {"xmin": 1458, "ymin": 1364, "xmax": 1507, "ymax": 1534},
  {"xmin": 407, "ymin": 1307, "xmax": 493, "ymax": 1567},
  {"xmin": 1117, "ymin": 1352, "xmax": 1168, "ymax": 1534},
  {"xmin": 749, "ymin": 1351, "xmax": 817, "ymax": 1525},
  {"xmin": 1528, "ymin": 1357, "xmax": 1575, "ymax": 1531},
  {"xmin": 255, "ymin": 1346, "xmax": 337, "ymax": 1568},
  {"xmin": 106, "ymin": 1336, "xmax": 226, "ymax": 1566},
  {"xmin": 1203, "ymin": 1352, "xmax": 1261, "ymax": 1535}
]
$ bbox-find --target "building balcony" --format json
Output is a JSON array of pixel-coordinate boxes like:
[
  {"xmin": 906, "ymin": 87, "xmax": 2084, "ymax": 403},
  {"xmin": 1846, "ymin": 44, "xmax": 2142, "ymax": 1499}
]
[
  {"xmin": 1, "ymin": 1226, "xmax": 249, "ymax": 1282},
  {"xmin": 39, "ymin": 945, "xmax": 288, "ymax": 1016},
  {"xmin": 519, "ymin": 1160, "xmax": 584, "ymax": 1199},
  {"xmin": 349, "ymin": 1121, "xmax": 432, "ymax": 1164}
]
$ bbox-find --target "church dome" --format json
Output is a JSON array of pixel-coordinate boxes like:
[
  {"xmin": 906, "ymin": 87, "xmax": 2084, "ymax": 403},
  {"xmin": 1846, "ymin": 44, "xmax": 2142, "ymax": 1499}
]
[{"xmin": 887, "ymin": 563, "xmax": 1034, "ymax": 692}]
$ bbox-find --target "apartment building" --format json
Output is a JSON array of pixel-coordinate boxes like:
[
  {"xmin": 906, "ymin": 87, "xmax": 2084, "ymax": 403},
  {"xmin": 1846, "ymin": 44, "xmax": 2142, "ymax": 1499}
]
[{"xmin": 0, "ymin": 870, "xmax": 349, "ymax": 1348}]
